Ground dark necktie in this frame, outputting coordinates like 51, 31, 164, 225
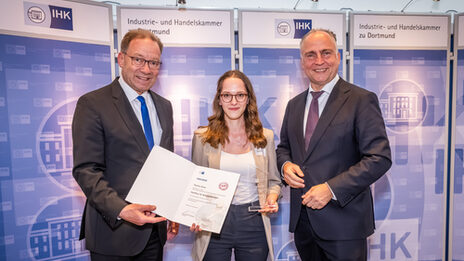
304, 91, 323, 151
137, 96, 154, 150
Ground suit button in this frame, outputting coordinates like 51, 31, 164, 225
302, 166, 306, 171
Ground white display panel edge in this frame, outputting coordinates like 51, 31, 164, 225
239, 10, 345, 48
351, 12, 450, 49
238, 9, 346, 78
117, 7, 234, 48
458, 14, 464, 48
1, 0, 113, 46
117, 6, 235, 70
449, 11, 464, 261
349, 11, 451, 261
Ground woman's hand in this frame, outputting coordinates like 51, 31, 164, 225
259, 193, 279, 214
167, 221, 179, 240
190, 223, 202, 233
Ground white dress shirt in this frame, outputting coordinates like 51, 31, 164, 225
118, 77, 163, 146
302, 74, 339, 135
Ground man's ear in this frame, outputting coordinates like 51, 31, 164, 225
117, 52, 124, 67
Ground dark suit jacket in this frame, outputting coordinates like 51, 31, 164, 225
276, 78, 391, 240
72, 77, 174, 255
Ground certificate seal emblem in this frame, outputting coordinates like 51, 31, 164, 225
218, 182, 228, 191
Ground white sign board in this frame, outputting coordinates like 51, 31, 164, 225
352, 13, 449, 48
119, 8, 232, 46
240, 11, 345, 48
459, 14, 464, 48
0, 0, 111, 43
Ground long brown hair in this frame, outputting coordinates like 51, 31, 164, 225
201, 70, 267, 149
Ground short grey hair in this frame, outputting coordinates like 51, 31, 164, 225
299, 28, 337, 49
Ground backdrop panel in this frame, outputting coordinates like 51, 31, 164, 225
239, 10, 346, 260
351, 12, 450, 261
0, 0, 113, 260
452, 12, 464, 261
118, 7, 234, 260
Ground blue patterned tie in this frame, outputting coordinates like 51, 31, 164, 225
137, 96, 154, 150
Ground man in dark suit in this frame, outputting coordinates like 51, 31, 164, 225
276, 29, 392, 260
72, 29, 178, 260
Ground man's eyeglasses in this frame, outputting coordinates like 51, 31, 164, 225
220, 93, 248, 103
123, 52, 162, 70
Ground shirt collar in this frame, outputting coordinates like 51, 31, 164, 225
118, 76, 149, 102
308, 74, 339, 95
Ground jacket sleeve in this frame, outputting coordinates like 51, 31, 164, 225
327, 91, 392, 207
72, 95, 127, 228
266, 130, 282, 196
191, 131, 208, 167
276, 102, 293, 185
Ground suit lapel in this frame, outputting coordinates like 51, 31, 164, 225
149, 91, 167, 147
111, 79, 150, 156
303, 79, 350, 162
293, 90, 309, 157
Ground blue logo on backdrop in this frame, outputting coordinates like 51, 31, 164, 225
24, 2, 73, 31
275, 19, 312, 39
293, 19, 312, 38
49, 5, 73, 30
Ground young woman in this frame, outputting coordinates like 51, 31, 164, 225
190, 70, 281, 261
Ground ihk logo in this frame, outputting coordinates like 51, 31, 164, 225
277, 21, 291, 36
24, 2, 73, 31
275, 19, 312, 39
27, 6, 46, 24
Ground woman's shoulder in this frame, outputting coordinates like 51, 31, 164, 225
194, 127, 208, 136
262, 128, 275, 140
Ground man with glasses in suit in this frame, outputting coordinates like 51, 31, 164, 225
72, 29, 178, 260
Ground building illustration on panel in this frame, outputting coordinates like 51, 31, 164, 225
29, 215, 86, 260
38, 114, 73, 177
380, 92, 420, 124
37, 99, 77, 190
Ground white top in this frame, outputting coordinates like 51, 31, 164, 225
220, 150, 259, 205
118, 77, 163, 146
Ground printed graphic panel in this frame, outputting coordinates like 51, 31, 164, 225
242, 48, 344, 141
240, 11, 344, 48
241, 47, 344, 260
453, 49, 464, 261
353, 49, 447, 261
151, 46, 233, 260
0, 34, 112, 260
1, 0, 111, 43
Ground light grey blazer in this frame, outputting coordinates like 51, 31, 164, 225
190, 127, 282, 261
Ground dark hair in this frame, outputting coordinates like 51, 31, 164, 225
120, 29, 163, 54
201, 70, 267, 149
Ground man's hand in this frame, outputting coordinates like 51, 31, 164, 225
282, 162, 305, 189
301, 183, 332, 209
167, 221, 179, 240
119, 203, 166, 226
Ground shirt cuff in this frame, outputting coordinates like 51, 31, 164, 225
325, 182, 337, 200
281, 161, 291, 178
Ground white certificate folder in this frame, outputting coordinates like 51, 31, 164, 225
126, 146, 240, 233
